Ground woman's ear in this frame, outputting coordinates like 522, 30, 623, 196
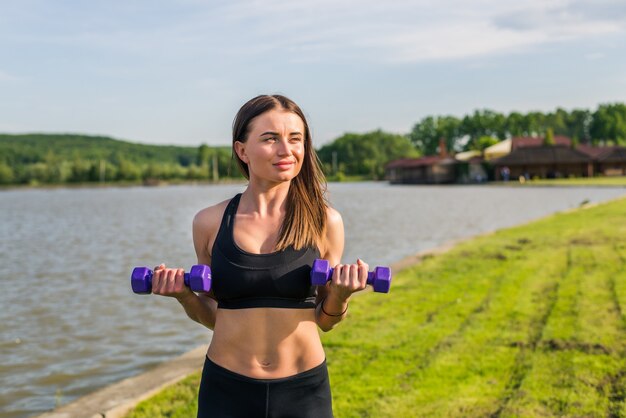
233, 141, 249, 164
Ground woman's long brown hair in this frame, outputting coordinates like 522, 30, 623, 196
232, 94, 328, 251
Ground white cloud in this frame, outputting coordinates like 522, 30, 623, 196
5, 0, 624, 65
206, 0, 626, 63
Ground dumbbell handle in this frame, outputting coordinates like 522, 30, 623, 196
311, 259, 391, 293
131, 265, 211, 294
325, 268, 378, 285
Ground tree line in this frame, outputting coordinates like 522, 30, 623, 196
0, 134, 240, 185
317, 130, 419, 180
1, 103, 624, 185
409, 103, 626, 156
317, 103, 626, 179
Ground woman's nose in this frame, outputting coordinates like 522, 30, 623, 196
276, 138, 292, 155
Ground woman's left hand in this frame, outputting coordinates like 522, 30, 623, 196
327, 259, 369, 302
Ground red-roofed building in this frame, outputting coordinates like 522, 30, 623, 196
577, 145, 626, 176
386, 136, 626, 184
385, 139, 457, 184
511, 136, 572, 149
491, 146, 592, 180
484, 136, 573, 161
385, 156, 456, 184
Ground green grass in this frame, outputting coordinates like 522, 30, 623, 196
125, 372, 201, 418
124, 196, 626, 417
326, 173, 373, 182
523, 176, 626, 187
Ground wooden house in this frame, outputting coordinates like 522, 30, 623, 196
491, 146, 592, 180
577, 145, 626, 176
455, 151, 489, 183
385, 156, 457, 184
484, 136, 572, 161
512, 136, 572, 149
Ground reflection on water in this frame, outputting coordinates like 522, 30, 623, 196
1, 182, 624, 417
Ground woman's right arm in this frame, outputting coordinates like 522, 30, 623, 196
154, 206, 221, 330
176, 207, 220, 330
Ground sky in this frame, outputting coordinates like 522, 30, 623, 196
1, 0, 625, 148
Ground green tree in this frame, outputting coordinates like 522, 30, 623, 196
409, 116, 461, 155
69, 158, 92, 183
117, 159, 142, 181
546, 108, 568, 136
590, 103, 626, 145
409, 116, 438, 155
0, 162, 15, 184
522, 112, 546, 137
567, 109, 592, 144
187, 164, 209, 180
471, 136, 499, 151
197, 144, 210, 166
459, 110, 506, 150
438, 116, 462, 152
505, 112, 525, 137
543, 128, 555, 146
25, 163, 48, 184
318, 130, 418, 179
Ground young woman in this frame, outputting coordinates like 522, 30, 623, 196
151, 94, 369, 417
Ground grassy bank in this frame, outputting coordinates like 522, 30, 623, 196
125, 196, 626, 417
503, 176, 626, 187
531, 176, 626, 186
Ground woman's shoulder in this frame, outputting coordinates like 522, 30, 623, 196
325, 205, 343, 231
318, 205, 344, 258
193, 197, 233, 234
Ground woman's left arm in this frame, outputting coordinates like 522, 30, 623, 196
315, 207, 369, 332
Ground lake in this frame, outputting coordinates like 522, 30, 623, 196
1, 182, 624, 417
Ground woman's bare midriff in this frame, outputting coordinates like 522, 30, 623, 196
207, 307, 325, 379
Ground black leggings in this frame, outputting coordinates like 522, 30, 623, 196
197, 356, 334, 418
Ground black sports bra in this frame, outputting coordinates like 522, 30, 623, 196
211, 194, 319, 309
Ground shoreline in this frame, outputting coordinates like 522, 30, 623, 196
0, 179, 249, 192
34, 240, 465, 418
35, 346, 210, 418
3, 176, 626, 193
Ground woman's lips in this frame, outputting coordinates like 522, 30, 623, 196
274, 161, 294, 170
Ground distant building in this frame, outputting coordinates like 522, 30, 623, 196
577, 145, 626, 176
512, 136, 572, 149
385, 156, 456, 184
455, 151, 488, 183
387, 136, 626, 185
491, 146, 591, 180
484, 136, 573, 161
385, 138, 456, 184
484, 138, 511, 161
454, 150, 481, 161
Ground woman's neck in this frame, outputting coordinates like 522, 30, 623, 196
240, 180, 291, 217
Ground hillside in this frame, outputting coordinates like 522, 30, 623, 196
0, 133, 204, 166
0, 133, 236, 184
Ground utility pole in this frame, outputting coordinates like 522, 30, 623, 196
332, 151, 338, 174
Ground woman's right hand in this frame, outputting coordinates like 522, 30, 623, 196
327, 259, 369, 302
151, 264, 194, 301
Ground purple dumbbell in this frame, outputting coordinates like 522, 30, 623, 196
130, 265, 212, 294
310, 259, 391, 293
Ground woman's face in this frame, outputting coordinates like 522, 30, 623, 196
235, 109, 305, 183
